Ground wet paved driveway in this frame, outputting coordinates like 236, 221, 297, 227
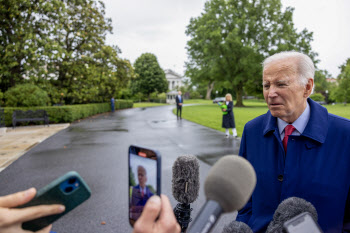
0, 105, 240, 233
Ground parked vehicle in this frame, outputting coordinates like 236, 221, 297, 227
315, 101, 327, 105
213, 97, 226, 103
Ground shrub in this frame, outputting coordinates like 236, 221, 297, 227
2, 100, 133, 127
310, 93, 325, 102
39, 83, 65, 105
149, 92, 166, 103
132, 92, 147, 102
4, 84, 50, 107
190, 91, 201, 99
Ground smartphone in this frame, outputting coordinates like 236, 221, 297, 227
128, 145, 161, 227
18, 171, 91, 231
283, 212, 323, 233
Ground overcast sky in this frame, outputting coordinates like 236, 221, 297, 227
103, 0, 350, 78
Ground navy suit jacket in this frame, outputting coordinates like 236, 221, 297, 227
237, 98, 350, 233
130, 184, 154, 220
176, 95, 183, 106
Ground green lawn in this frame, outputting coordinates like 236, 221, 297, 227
176, 100, 350, 137
325, 104, 350, 119
133, 100, 350, 137
184, 99, 213, 104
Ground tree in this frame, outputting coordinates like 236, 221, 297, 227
186, 0, 317, 106
309, 93, 325, 102
131, 53, 168, 101
332, 58, 350, 104
0, 0, 48, 91
185, 57, 216, 100
314, 69, 331, 94
0, 0, 134, 104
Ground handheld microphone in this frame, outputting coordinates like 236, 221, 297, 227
222, 221, 253, 233
187, 155, 256, 233
172, 155, 200, 232
266, 197, 318, 233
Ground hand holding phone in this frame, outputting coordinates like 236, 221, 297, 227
17, 171, 91, 231
132, 195, 180, 233
0, 188, 64, 233
129, 145, 161, 227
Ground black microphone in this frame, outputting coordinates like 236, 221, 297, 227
172, 155, 200, 232
222, 221, 253, 233
187, 155, 256, 233
266, 197, 318, 233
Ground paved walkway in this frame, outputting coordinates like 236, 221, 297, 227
0, 124, 70, 172
0, 106, 240, 233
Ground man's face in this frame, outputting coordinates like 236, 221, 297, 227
178, 91, 182, 95
137, 168, 147, 188
263, 58, 313, 123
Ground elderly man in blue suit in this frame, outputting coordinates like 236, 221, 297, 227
130, 165, 154, 221
236, 51, 350, 232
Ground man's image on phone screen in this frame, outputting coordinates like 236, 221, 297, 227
129, 152, 157, 221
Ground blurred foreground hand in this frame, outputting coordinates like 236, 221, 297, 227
0, 188, 65, 233
133, 195, 180, 233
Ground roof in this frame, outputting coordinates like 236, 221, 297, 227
164, 69, 183, 79
167, 90, 179, 95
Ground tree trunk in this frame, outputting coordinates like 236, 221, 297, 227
235, 83, 245, 107
205, 81, 214, 100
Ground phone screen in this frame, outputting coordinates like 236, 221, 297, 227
128, 145, 160, 226
284, 212, 322, 233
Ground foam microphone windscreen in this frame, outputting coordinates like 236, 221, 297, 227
222, 221, 253, 233
204, 155, 256, 213
172, 155, 200, 204
266, 197, 318, 233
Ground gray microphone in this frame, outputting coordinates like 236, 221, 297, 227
266, 197, 318, 233
222, 221, 253, 233
187, 155, 257, 233
172, 155, 200, 232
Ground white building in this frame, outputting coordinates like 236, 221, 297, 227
164, 69, 183, 104
165, 69, 183, 91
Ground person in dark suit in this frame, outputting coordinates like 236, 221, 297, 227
110, 97, 115, 112
175, 91, 183, 120
130, 166, 154, 221
222, 93, 237, 138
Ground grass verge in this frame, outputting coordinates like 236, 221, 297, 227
175, 100, 350, 137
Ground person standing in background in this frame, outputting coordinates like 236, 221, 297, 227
175, 91, 183, 120
110, 97, 115, 112
222, 93, 237, 138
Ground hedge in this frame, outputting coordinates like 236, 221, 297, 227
1, 99, 133, 127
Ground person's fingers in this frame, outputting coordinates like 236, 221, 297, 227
158, 195, 176, 221
36, 224, 52, 233
134, 195, 161, 230
158, 195, 181, 233
0, 188, 36, 208
6, 204, 65, 224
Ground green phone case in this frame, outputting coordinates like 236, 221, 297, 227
18, 171, 91, 231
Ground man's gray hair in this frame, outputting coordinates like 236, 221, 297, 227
263, 51, 315, 86
137, 165, 147, 174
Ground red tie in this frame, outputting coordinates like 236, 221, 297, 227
141, 189, 144, 198
283, 125, 296, 153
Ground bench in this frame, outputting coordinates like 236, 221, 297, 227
0, 108, 5, 127
12, 110, 49, 128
